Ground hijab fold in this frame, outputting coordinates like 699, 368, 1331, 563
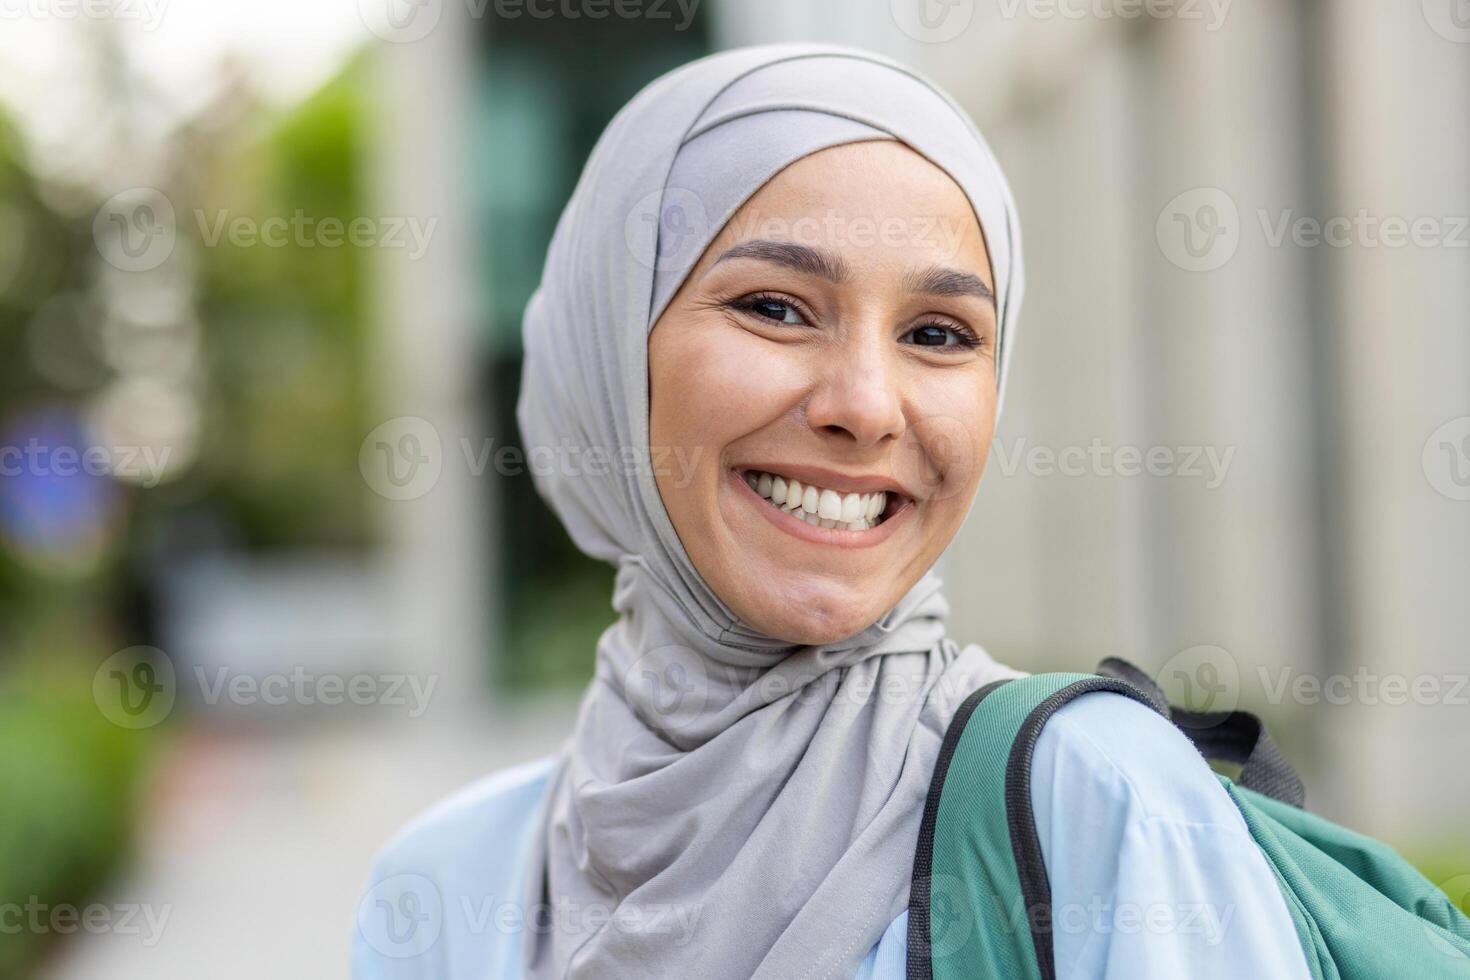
516, 43, 1025, 980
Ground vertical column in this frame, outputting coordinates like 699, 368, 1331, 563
1320, 0, 1470, 839
364, 6, 494, 719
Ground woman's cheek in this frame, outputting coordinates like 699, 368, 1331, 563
909, 371, 995, 505
673, 324, 810, 439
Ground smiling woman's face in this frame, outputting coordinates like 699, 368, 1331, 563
649, 139, 998, 645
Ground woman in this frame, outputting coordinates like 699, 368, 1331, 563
353, 43, 1310, 979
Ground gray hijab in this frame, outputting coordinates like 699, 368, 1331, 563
516, 42, 1025, 980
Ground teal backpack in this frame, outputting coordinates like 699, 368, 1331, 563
907, 660, 1470, 979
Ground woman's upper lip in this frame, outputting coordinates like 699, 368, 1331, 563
734, 463, 916, 500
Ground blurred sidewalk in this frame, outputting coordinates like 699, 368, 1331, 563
39, 701, 576, 980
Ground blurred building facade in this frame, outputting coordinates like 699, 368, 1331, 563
2, 4, 1466, 978
714, 0, 1470, 845
432, 0, 1470, 843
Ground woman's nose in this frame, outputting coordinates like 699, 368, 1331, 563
803, 340, 906, 449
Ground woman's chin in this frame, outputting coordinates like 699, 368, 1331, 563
734, 578, 892, 647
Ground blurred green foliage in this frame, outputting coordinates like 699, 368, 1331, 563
0, 48, 377, 977
0, 655, 154, 980
500, 560, 614, 690
190, 58, 374, 550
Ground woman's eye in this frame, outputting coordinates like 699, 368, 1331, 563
745, 298, 804, 326
905, 323, 980, 349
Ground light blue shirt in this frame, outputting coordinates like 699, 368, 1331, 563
352, 692, 1311, 979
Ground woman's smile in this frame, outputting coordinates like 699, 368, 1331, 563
726, 465, 914, 548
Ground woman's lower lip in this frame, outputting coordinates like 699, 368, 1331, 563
726, 468, 911, 548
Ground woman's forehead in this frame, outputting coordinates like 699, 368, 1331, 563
701, 141, 993, 289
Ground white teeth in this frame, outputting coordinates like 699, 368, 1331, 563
785, 479, 803, 509
742, 469, 895, 531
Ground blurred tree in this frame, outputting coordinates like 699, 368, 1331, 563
0, 44, 379, 978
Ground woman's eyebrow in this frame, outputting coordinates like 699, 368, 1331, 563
903, 265, 996, 306
709, 238, 995, 306
711, 239, 851, 282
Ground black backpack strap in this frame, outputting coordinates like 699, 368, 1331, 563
1094, 656, 1171, 716
1172, 707, 1306, 807
1098, 657, 1307, 808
